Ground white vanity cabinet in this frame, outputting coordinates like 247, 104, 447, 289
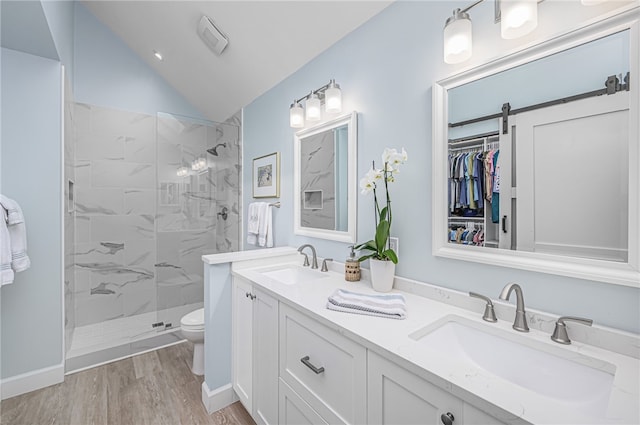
279, 303, 367, 424
231, 276, 279, 425
368, 351, 508, 425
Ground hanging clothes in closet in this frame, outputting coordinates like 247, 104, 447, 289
448, 148, 499, 218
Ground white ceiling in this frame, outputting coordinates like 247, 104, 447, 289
82, 1, 393, 122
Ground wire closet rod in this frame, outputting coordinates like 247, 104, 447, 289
448, 72, 630, 128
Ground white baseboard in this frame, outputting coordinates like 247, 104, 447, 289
1, 363, 64, 400
201, 381, 239, 414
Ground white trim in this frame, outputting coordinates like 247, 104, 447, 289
432, 9, 640, 288
1, 363, 64, 400
60, 64, 66, 378
240, 108, 245, 251
201, 381, 239, 414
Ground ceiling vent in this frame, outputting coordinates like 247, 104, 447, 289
198, 15, 228, 56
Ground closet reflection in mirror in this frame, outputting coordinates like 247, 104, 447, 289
294, 112, 357, 243
446, 30, 631, 263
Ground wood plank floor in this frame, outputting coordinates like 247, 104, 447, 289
0, 342, 255, 425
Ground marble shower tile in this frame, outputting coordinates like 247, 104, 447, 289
125, 137, 155, 163
75, 292, 124, 327
123, 163, 155, 188
181, 280, 204, 306
75, 241, 125, 266
123, 239, 156, 270
90, 105, 155, 140
74, 161, 92, 187
76, 188, 124, 215
93, 160, 126, 187
91, 215, 154, 241
122, 279, 157, 317
124, 189, 156, 215
74, 103, 91, 134
76, 132, 125, 161
75, 214, 92, 243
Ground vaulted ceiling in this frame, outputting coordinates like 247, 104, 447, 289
83, 1, 393, 122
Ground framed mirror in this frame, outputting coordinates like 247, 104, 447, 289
432, 11, 639, 287
294, 112, 357, 243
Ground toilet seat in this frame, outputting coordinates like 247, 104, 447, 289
181, 308, 205, 331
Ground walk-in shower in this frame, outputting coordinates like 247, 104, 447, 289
64, 104, 241, 372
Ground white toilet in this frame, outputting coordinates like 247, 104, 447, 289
180, 308, 205, 376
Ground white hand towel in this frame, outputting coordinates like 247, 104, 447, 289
247, 202, 262, 245
1, 207, 15, 286
326, 289, 407, 320
257, 202, 271, 247
0, 195, 30, 274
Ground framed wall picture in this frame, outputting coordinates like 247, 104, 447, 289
253, 152, 280, 198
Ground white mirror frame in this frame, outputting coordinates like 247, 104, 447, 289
294, 111, 358, 243
432, 10, 640, 287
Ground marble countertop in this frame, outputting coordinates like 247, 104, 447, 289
231, 259, 640, 425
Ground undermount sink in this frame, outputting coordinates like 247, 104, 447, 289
260, 265, 330, 285
410, 316, 615, 415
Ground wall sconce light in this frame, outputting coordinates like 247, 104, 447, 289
500, 0, 538, 39
444, 8, 473, 64
305, 91, 322, 121
443, 0, 544, 65
177, 166, 189, 177
191, 157, 207, 173
288, 79, 342, 128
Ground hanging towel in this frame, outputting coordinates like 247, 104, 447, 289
0, 195, 30, 284
247, 202, 274, 247
326, 289, 407, 320
247, 202, 262, 245
257, 202, 273, 248
1, 207, 15, 285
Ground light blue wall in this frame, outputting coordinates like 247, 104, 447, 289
40, 0, 75, 84
1, 48, 63, 378
73, 3, 204, 119
243, 1, 640, 333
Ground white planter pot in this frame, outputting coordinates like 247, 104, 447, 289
369, 259, 396, 293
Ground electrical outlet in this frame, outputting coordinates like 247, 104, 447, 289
389, 237, 399, 257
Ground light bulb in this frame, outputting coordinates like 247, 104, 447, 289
501, 0, 538, 40
325, 80, 342, 113
177, 166, 189, 177
290, 100, 305, 128
444, 9, 472, 64
306, 92, 321, 121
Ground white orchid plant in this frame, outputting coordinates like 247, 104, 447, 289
355, 147, 408, 264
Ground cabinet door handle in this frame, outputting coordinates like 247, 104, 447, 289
300, 356, 325, 374
502, 215, 507, 233
440, 412, 455, 425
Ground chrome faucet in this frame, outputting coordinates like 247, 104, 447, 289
551, 316, 593, 345
499, 283, 529, 332
297, 244, 318, 269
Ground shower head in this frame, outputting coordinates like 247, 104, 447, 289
207, 143, 227, 156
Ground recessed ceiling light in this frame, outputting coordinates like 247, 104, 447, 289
153, 50, 163, 61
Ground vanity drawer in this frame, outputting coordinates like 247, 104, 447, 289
279, 304, 366, 424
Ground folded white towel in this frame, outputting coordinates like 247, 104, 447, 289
1, 206, 15, 286
0, 195, 31, 275
326, 289, 407, 320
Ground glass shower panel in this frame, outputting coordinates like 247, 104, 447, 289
155, 112, 240, 331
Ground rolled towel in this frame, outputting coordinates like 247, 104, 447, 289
326, 289, 407, 320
